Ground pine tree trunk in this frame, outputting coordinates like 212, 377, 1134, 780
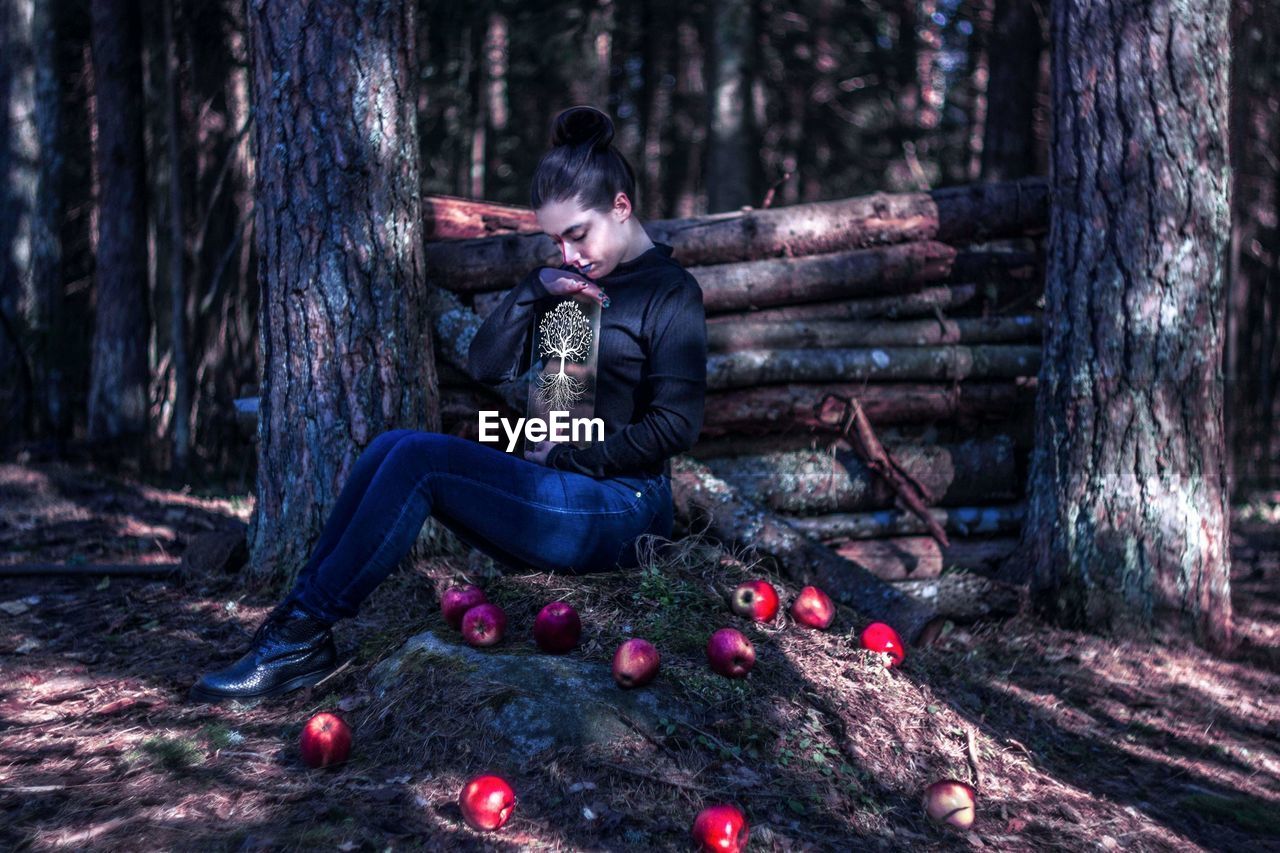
0, 0, 21, 447
246, 0, 434, 586
1020, 0, 1232, 651
30, 0, 71, 445
981, 0, 1042, 181
87, 0, 151, 451
162, 0, 190, 473
706, 0, 755, 212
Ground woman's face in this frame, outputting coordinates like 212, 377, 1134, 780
535, 193, 631, 279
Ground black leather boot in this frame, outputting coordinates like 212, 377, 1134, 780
189, 600, 338, 703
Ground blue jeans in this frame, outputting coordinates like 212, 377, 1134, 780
283, 429, 674, 624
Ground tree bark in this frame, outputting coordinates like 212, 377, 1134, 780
701, 438, 1019, 514
29, 0, 72, 446
0, 0, 18, 447
705, 0, 757, 212
981, 0, 1043, 181
422, 177, 1049, 291
1019, 0, 1232, 651
162, 0, 190, 473
247, 0, 434, 586
670, 454, 944, 645
87, 0, 151, 450
706, 344, 1041, 390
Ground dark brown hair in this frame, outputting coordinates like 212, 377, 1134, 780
531, 106, 638, 213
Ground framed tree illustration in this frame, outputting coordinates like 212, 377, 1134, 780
522, 292, 602, 455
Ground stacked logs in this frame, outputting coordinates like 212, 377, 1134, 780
426, 179, 1049, 632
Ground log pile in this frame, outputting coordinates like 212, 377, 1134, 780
428, 179, 1045, 629
430, 178, 1050, 631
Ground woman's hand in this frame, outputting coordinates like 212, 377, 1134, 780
524, 439, 556, 465
539, 268, 610, 309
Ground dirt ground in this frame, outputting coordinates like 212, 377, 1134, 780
1, 460, 1277, 852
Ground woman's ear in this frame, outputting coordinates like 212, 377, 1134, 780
612, 191, 633, 222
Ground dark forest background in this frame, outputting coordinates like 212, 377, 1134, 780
0, 0, 1276, 493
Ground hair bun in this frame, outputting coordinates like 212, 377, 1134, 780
550, 106, 614, 151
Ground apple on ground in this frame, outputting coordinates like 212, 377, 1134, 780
459, 774, 517, 831
441, 584, 487, 629
612, 638, 660, 688
729, 579, 779, 622
859, 621, 906, 667
533, 601, 582, 653
462, 602, 507, 647
299, 711, 352, 769
790, 585, 835, 629
706, 628, 755, 678
691, 803, 749, 852
923, 779, 976, 829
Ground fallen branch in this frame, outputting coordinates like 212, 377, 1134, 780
670, 455, 943, 646
835, 396, 949, 546
890, 573, 1020, 621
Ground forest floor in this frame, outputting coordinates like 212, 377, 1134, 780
0, 459, 1277, 852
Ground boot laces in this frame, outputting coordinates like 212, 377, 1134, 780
250, 600, 304, 646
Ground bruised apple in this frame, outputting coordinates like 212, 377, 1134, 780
706, 628, 755, 678
613, 638, 660, 688
442, 584, 487, 629
459, 773, 517, 831
790, 585, 835, 629
729, 580, 779, 622
691, 803, 749, 852
923, 778, 976, 829
299, 711, 352, 769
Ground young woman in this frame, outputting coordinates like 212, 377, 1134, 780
190, 105, 708, 703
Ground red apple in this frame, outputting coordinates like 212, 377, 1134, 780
613, 638, 661, 688
442, 584, 487, 630
461, 602, 507, 647
533, 601, 582, 654
299, 711, 352, 769
706, 628, 755, 678
790, 585, 835, 629
729, 579, 779, 622
691, 803, 749, 852
459, 773, 517, 831
923, 779, 976, 829
859, 621, 906, 667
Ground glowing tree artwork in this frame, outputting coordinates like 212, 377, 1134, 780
535, 299, 593, 412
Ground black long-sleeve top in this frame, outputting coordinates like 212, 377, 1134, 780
467, 241, 706, 480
